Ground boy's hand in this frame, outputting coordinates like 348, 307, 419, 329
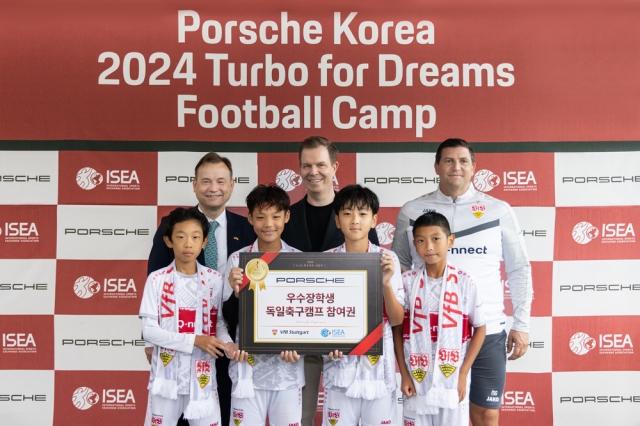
400, 373, 416, 398
381, 253, 395, 286
457, 375, 467, 402
280, 351, 300, 363
145, 347, 153, 364
194, 335, 228, 358
228, 267, 244, 297
327, 350, 344, 360
226, 342, 249, 362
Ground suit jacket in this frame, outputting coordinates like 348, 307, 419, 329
147, 209, 256, 276
281, 194, 380, 252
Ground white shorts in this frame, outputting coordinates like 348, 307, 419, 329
323, 388, 397, 426
230, 387, 302, 426
402, 403, 468, 426
147, 391, 221, 426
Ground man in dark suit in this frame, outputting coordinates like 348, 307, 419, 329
213, 139, 380, 426
281, 136, 379, 426
146, 152, 255, 426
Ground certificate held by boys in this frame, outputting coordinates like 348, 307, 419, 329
238, 252, 384, 355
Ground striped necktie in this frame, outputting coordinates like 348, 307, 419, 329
205, 220, 219, 271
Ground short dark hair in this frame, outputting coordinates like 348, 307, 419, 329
246, 184, 290, 215
435, 138, 475, 164
412, 212, 452, 236
164, 207, 210, 241
333, 184, 380, 215
194, 152, 234, 179
299, 136, 339, 165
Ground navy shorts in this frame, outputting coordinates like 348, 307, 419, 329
469, 330, 507, 409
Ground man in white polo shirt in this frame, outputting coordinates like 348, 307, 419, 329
392, 138, 533, 426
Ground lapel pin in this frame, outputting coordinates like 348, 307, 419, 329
233, 236, 239, 240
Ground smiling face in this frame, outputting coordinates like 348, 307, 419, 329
335, 204, 377, 245
193, 161, 234, 217
300, 146, 339, 200
163, 219, 208, 273
434, 147, 476, 197
413, 225, 455, 274
248, 204, 290, 247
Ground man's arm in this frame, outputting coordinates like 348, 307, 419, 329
500, 205, 533, 359
147, 218, 171, 276
221, 253, 240, 342
391, 205, 413, 271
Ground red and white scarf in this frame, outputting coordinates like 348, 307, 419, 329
402, 263, 469, 415
149, 261, 217, 420
324, 243, 397, 399
231, 240, 302, 398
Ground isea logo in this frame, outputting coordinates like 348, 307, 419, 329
502, 391, 535, 412
473, 169, 537, 192
275, 169, 302, 192
71, 386, 136, 410
570, 332, 633, 355
375, 222, 395, 245
76, 167, 140, 191
2, 333, 36, 354
0, 222, 39, 243
572, 221, 635, 244
74, 276, 137, 300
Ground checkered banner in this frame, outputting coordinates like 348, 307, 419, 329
1, 0, 639, 424
1, 149, 639, 425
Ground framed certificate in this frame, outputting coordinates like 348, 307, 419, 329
238, 252, 384, 355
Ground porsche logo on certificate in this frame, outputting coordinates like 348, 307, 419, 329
238, 252, 384, 356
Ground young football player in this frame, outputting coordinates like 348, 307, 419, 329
224, 184, 304, 426
393, 212, 486, 426
140, 207, 236, 425
323, 184, 405, 426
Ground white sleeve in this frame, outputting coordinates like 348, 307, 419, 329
142, 317, 195, 354
467, 276, 486, 328
139, 273, 159, 321
213, 275, 233, 344
222, 252, 240, 302
392, 204, 413, 271
500, 206, 533, 333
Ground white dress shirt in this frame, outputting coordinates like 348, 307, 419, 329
199, 207, 228, 276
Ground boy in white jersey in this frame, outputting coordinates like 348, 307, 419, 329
140, 207, 237, 426
393, 212, 486, 426
224, 184, 305, 426
323, 184, 405, 426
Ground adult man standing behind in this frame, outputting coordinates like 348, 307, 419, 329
392, 139, 533, 426
281, 136, 380, 426
147, 152, 255, 426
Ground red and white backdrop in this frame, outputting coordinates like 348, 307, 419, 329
0, 1, 638, 425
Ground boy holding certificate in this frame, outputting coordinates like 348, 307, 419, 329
139, 207, 235, 426
323, 184, 405, 426
225, 184, 304, 426
393, 212, 486, 426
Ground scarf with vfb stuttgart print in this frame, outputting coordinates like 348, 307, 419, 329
150, 261, 217, 420
402, 263, 473, 415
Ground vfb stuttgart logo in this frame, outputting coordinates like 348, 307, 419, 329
72, 387, 99, 410
276, 169, 302, 192
572, 221, 599, 244
472, 169, 500, 192
375, 222, 395, 245
569, 332, 597, 355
